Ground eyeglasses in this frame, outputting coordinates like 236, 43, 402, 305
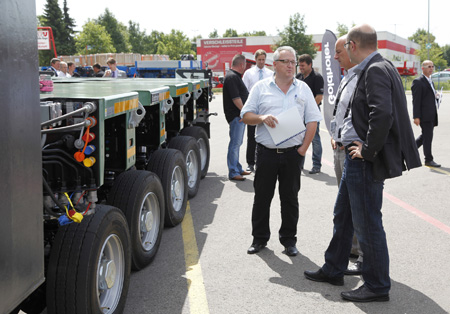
425, 65, 434, 68
276, 59, 297, 66
344, 40, 354, 48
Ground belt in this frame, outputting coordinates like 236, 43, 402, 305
257, 143, 300, 154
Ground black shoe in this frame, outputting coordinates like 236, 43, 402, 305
304, 268, 344, 286
284, 246, 298, 256
247, 243, 266, 254
246, 165, 255, 172
344, 261, 362, 275
309, 167, 320, 174
341, 285, 389, 302
425, 160, 441, 167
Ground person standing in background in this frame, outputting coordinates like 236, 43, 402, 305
296, 54, 324, 174
412, 60, 441, 167
242, 49, 274, 172
222, 54, 251, 181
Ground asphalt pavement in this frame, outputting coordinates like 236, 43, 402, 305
124, 92, 450, 314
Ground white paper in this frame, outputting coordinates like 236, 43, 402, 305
265, 106, 306, 146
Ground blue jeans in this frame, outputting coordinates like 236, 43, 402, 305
227, 117, 245, 178
322, 152, 391, 294
300, 121, 322, 170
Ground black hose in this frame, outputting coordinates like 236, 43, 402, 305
42, 175, 64, 217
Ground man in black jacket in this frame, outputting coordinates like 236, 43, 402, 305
304, 24, 421, 303
412, 60, 441, 167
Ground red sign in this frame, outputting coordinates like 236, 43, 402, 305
200, 38, 246, 72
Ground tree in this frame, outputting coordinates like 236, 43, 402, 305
275, 13, 316, 58
409, 29, 447, 69
443, 45, 450, 69
42, 0, 65, 53
223, 29, 238, 38
241, 31, 267, 37
75, 21, 116, 55
209, 29, 219, 38
97, 8, 130, 53
157, 30, 195, 60
60, 0, 76, 55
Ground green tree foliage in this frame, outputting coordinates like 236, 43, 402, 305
97, 8, 130, 53
409, 29, 447, 69
241, 31, 267, 37
223, 29, 239, 37
443, 45, 450, 69
128, 21, 155, 54
209, 29, 219, 38
157, 30, 195, 60
75, 21, 116, 54
60, 0, 76, 55
336, 23, 348, 38
42, 0, 65, 53
275, 13, 316, 58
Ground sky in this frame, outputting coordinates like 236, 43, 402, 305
35, 0, 449, 47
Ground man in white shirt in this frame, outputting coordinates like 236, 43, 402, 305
103, 58, 126, 78
242, 50, 273, 172
59, 61, 69, 77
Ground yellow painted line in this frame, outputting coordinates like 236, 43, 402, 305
424, 164, 450, 175
181, 202, 209, 314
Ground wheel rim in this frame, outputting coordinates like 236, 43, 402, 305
139, 192, 160, 251
171, 165, 185, 212
185, 150, 199, 189
97, 234, 125, 314
197, 138, 207, 170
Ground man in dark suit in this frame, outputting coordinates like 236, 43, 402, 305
304, 24, 421, 302
412, 60, 441, 167
93, 63, 105, 77
49, 58, 60, 77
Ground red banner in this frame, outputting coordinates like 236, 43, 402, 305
200, 38, 246, 72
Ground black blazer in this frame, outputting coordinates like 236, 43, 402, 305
412, 75, 438, 126
350, 53, 421, 180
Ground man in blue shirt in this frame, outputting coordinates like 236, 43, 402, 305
241, 46, 322, 256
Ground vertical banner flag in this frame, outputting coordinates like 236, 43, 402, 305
321, 30, 342, 135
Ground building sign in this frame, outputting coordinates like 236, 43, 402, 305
200, 38, 246, 72
38, 30, 50, 50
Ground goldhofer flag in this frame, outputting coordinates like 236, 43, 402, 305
321, 30, 342, 135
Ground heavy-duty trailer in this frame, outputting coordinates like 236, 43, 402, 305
5, 73, 215, 314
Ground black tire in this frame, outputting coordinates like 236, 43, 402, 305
108, 170, 165, 270
46, 205, 131, 314
181, 126, 210, 179
168, 135, 201, 198
147, 149, 188, 227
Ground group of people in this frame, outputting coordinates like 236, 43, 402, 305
223, 23, 441, 303
48, 57, 125, 78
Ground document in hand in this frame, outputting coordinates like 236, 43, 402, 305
265, 106, 306, 146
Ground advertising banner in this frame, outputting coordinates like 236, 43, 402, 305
321, 30, 341, 135
200, 38, 246, 72
38, 30, 50, 50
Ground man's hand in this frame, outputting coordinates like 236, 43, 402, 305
348, 141, 363, 159
331, 138, 337, 150
414, 118, 420, 126
261, 114, 278, 128
297, 145, 307, 156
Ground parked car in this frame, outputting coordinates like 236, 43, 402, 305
431, 71, 450, 83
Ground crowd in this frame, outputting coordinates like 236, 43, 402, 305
222, 23, 441, 303
47, 57, 125, 78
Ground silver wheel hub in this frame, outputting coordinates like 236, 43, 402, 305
99, 258, 116, 290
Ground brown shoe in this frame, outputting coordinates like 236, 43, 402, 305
241, 170, 252, 175
230, 175, 246, 181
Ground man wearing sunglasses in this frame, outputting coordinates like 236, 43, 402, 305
304, 24, 421, 302
412, 60, 441, 167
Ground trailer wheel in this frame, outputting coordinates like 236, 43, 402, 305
108, 170, 165, 270
181, 126, 210, 179
46, 205, 131, 314
147, 148, 188, 227
168, 135, 201, 198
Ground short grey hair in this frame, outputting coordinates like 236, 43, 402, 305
273, 46, 296, 62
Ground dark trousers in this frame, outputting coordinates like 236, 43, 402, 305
246, 125, 257, 166
251, 145, 304, 247
416, 121, 435, 162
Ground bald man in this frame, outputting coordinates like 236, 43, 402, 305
304, 24, 421, 302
